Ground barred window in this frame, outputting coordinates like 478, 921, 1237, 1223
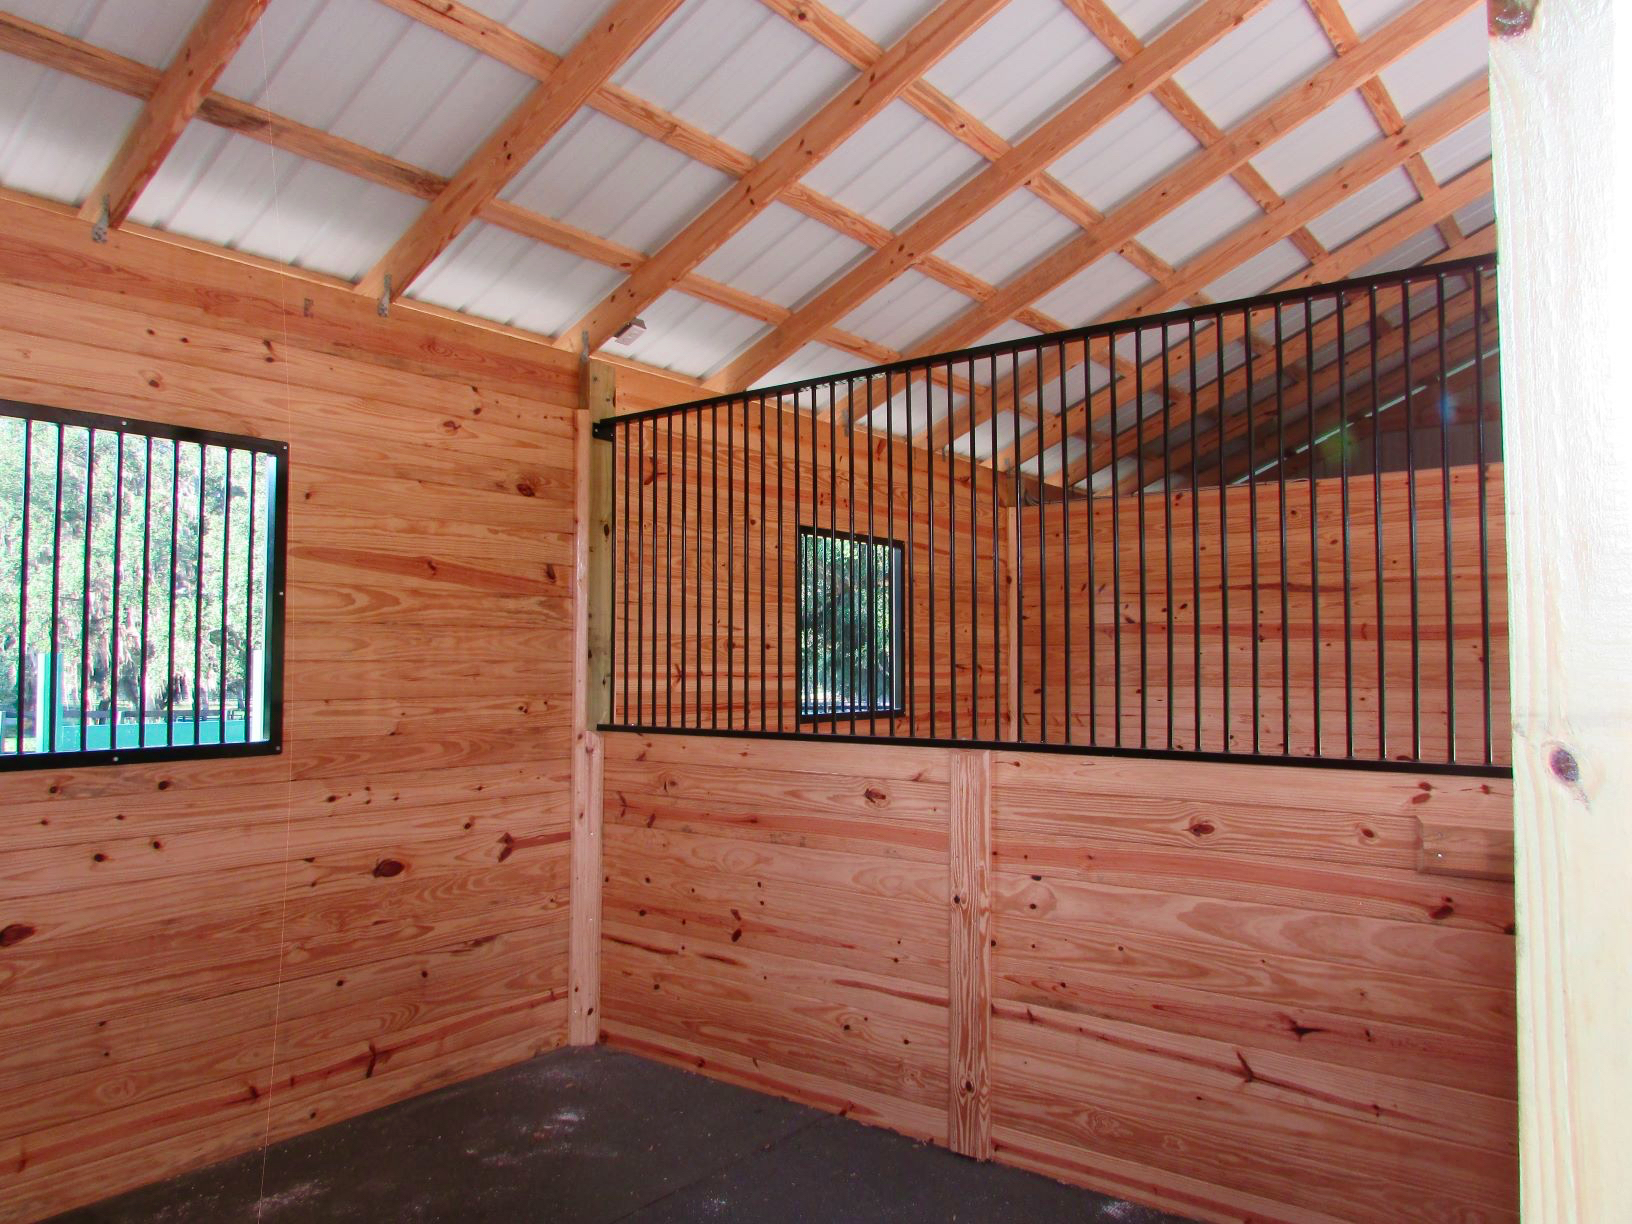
1, 400, 287, 769
797, 527, 903, 720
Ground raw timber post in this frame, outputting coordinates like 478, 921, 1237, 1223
570, 355, 615, 1045
1489, 0, 1632, 1216
948, 748, 993, 1158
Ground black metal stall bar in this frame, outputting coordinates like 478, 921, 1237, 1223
594, 255, 1506, 776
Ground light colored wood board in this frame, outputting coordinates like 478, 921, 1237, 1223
1490, 1, 1632, 1217
602, 732, 950, 785
992, 1015, 1515, 1222
947, 748, 992, 1160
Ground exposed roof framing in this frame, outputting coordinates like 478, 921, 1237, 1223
78, 0, 268, 232
0, 0, 1496, 456
356, 0, 687, 305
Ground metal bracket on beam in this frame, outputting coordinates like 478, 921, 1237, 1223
377, 274, 391, 318
90, 196, 110, 244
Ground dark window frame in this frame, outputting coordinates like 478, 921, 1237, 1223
795, 524, 905, 723
0, 398, 289, 772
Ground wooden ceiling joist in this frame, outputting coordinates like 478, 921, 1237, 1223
77, 0, 269, 233
356, 0, 686, 306
567, 0, 1009, 354
914, 0, 1477, 365
705, 0, 1275, 394
1065, 166, 1494, 487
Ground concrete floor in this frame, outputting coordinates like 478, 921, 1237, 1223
54, 1047, 1192, 1223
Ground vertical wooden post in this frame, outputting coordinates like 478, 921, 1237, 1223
1489, 1, 1632, 1217
948, 747, 992, 1158
569, 356, 615, 1046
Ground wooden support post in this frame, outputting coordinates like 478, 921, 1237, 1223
948, 748, 992, 1159
569, 356, 615, 1046
1489, 1, 1632, 1217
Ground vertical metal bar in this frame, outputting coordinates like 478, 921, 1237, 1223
13, 416, 32, 755
1437, 272, 1455, 764
886, 371, 896, 728
139, 436, 152, 749
1403, 280, 1421, 761
1010, 353, 1022, 741
1246, 313, 1261, 754
827, 381, 837, 736
1035, 350, 1046, 744
1338, 294, 1354, 759
82, 428, 96, 744
761, 394, 768, 732
971, 357, 982, 739
1474, 270, 1492, 764
166, 440, 180, 746
794, 388, 803, 722
1135, 330, 1147, 748
218, 447, 230, 744
637, 423, 647, 724
48, 424, 64, 754
926, 370, 936, 738
1109, 339, 1122, 747
989, 356, 1000, 739
110, 431, 125, 748
680, 407, 688, 727
1161, 327, 1173, 750
1216, 314, 1229, 752
1083, 344, 1097, 746
621, 424, 630, 722
192, 441, 204, 743
707, 403, 715, 729
948, 366, 958, 741
664, 414, 673, 728
1305, 299, 1319, 759
777, 393, 786, 731
243, 450, 256, 742
866, 376, 877, 735
1371, 287, 1386, 759
1274, 307, 1289, 756
1189, 319, 1201, 753
1058, 343, 1070, 744
729, 397, 737, 732
848, 376, 858, 734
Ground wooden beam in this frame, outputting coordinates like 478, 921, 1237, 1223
917, 0, 1478, 364
1490, 0, 1631, 1216
356, 0, 684, 305
569, 0, 1007, 353
948, 748, 992, 1160
77, 0, 269, 231
1046, 160, 1494, 485
705, 0, 1274, 393
570, 358, 616, 1045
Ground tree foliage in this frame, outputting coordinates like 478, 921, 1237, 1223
798, 532, 900, 716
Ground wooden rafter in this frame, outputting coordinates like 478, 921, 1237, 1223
1063, 163, 1494, 487
914, 0, 1477, 366
567, 0, 1009, 354
705, 0, 1275, 394
356, 0, 685, 305
1304, 0, 1464, 248
936, 4, 1485, 468
77, 0, 269, 231
1060, 0, 1331, 266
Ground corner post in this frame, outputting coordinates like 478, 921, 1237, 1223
949, 747, 993, 1159
569, 356, 615, 1045
1490, 0, 1632, 1215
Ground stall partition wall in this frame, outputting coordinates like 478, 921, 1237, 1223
610, 407, 1007, 740
600, 732, 1517, 1223
1015, 466, 1509, 762
0, 197, 582, 1221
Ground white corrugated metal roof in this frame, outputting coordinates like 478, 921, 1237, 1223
0, 0, 1494, 440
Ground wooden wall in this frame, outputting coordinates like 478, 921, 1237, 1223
611, 408, 1006, 740
0, 195, 582, 1219
600, 731, 1517, 1223
1015, 464, 1509, 765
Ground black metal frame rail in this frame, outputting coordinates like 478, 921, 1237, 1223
1, 399, 289, 771
595, 255, 1506, 777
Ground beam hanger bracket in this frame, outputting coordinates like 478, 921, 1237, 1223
90, 196, 110, 244
377, 274, 391, 318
